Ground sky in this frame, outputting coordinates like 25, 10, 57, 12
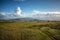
0, 0, 60, 21
0, 0, 60, 13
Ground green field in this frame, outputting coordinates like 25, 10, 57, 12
0, 21, 60, 40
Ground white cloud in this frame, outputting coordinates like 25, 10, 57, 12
15, 7, 22, 16
32, 10, 40, 13
30, 10, 60, 21
13, 0, 25, 2
32, 10, 60, 14
18, 10, 60, 21
0, 7, 60, 21
0, 7, 22, 20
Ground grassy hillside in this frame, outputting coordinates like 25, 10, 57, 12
0, 21, 60, 40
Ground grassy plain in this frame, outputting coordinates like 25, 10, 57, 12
0, 21, 60, 40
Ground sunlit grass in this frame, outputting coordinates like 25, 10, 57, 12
0, 21, 60, 40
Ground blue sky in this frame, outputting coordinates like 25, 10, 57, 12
0, 0, 60, 21
0, 0, 60, 13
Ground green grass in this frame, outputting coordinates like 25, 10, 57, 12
0, 21, 60, 40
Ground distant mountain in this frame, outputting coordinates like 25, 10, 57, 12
0, 17, 40, 22
0, 17, 60, 22
9, 17, 39, 22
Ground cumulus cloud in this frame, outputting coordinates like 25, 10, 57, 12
15, 7, 22, 16
0, 7, 22, 20
0, 7, 60, 21
32, 10, 60, 14
20, 10, 60, 21
0, 12, 10, 20
31, 10, 60, 21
